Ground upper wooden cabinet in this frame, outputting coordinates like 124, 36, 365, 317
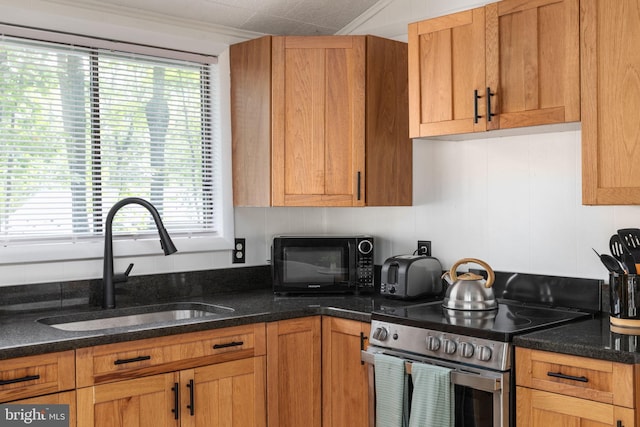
581, 0, 640, 205
231, 35, 411, 207
409, 0, 580, 138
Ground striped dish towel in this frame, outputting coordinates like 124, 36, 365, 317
408, 363, 454, 427
374, 353, 409, 427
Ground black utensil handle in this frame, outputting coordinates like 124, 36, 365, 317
473, 90, 482, 124
547, 371, 588, 383
114, 355, 151, 365
486, 87, 495, 122
172, 383, 179, 420
0, 374, 40, 386
213, 341, 244, 349
186, 379, 195, 416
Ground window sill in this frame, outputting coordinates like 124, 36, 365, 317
0, 235, 234, 265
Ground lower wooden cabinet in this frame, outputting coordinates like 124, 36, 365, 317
266, 316, 322, 427
75, 324, 267, 427
322, 317, 370, 427
516, 347, 638, 427
265, 316, 371, 427
0, 350, 76, 427
517, 386, 635, 427
9, 390, 77, 427
77, 357, 266, 427
0, 350, 75, 403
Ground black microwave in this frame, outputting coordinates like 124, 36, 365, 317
271, 235, 375, 294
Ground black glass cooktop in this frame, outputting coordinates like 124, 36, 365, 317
372, 300, 593, 342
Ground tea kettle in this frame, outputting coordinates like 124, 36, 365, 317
442, 258, 497, 311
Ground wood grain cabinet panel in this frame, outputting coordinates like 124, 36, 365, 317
516, 348, 638, 427
409, 0, 579, 138
76, 324, 265, 387
10, 390, 77, 427
581, 0, 640, 204
231, 35, 411, 207
321, 317, 370, 427
266, 316, 322, 427
0, 350, 75, 403
77, 325, 267, 427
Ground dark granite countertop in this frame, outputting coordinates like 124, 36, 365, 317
0, 288, 414, 361
514, 315, 640, 364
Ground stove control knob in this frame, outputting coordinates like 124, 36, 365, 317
459, 342, 475, 358
476, 345, 492, 361
372, 327, 389, 341
443, 339, 457, 355
426, 336, 441, 352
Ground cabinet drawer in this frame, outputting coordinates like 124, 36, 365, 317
516, 348, 636, 408
0, 351, 75, 403
77, 323, 266, 387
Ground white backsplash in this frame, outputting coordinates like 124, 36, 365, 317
235, 127, 640, 282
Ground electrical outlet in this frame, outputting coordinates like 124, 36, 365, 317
417, 240, 431, 256
233, 238, 246, 263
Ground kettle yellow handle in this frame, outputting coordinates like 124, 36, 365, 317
449, 258, 495, 288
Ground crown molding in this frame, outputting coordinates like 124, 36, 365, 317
335, 0, 394, 35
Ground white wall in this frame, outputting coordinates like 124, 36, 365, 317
1, 0, 638, 286
237, 124, 640, 282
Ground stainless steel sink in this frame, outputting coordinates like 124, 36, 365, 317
38, 302, 234, 332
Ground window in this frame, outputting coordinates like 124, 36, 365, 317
0, 33, 231, 263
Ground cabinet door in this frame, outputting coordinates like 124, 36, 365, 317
517, 386, 635, 427
582, 0, 640, 204
230, 36, 272, 207
321, 317, 371, 427
77, 373, 180, 427
10, 390, 76, 427
486, 0, 580, 130
272, 37, 365, 207
266, 316, 321, 427
408, 8, 486, 137
181, 357, 266, 427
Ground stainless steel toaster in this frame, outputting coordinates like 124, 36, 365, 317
380, 255, 443, 299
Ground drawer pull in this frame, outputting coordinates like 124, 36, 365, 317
547, 371, 588, 383
0, 374, 40, 386
114, 355, 151, 365
213, 341, 244, 350
473, 89, 482, 124
171, 383, 179, 420
186, 379, 195, 416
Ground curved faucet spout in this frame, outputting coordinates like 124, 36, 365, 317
103, 197, 178, 309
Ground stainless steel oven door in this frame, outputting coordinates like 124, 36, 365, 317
362, 348, 509, 427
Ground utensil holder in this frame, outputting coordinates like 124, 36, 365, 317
609, 272, 640, 332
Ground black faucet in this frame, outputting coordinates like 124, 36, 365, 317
103, 197, 178, 309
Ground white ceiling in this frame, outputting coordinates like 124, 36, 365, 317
62, 0, 383, 36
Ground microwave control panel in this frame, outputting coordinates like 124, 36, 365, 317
356, 237, 374, 289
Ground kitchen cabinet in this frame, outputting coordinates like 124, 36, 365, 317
408, 0, 579, 138
581, 0, 640, 205
321, 317, 370, 427
10, 391, 77, 427
0, 351, 76, 426
516, 347, 637, 427
266, 316, 372, 427
76, 324, 266, 427
266, 316, 321, 427
231, 35, 411, 207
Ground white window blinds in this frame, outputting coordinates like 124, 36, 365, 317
0, 36, 220, 246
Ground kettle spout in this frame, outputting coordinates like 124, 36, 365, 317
441, 271, 453, 286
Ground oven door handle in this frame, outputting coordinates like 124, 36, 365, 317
451, 371, 501, 392
361, 350, 502, 393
